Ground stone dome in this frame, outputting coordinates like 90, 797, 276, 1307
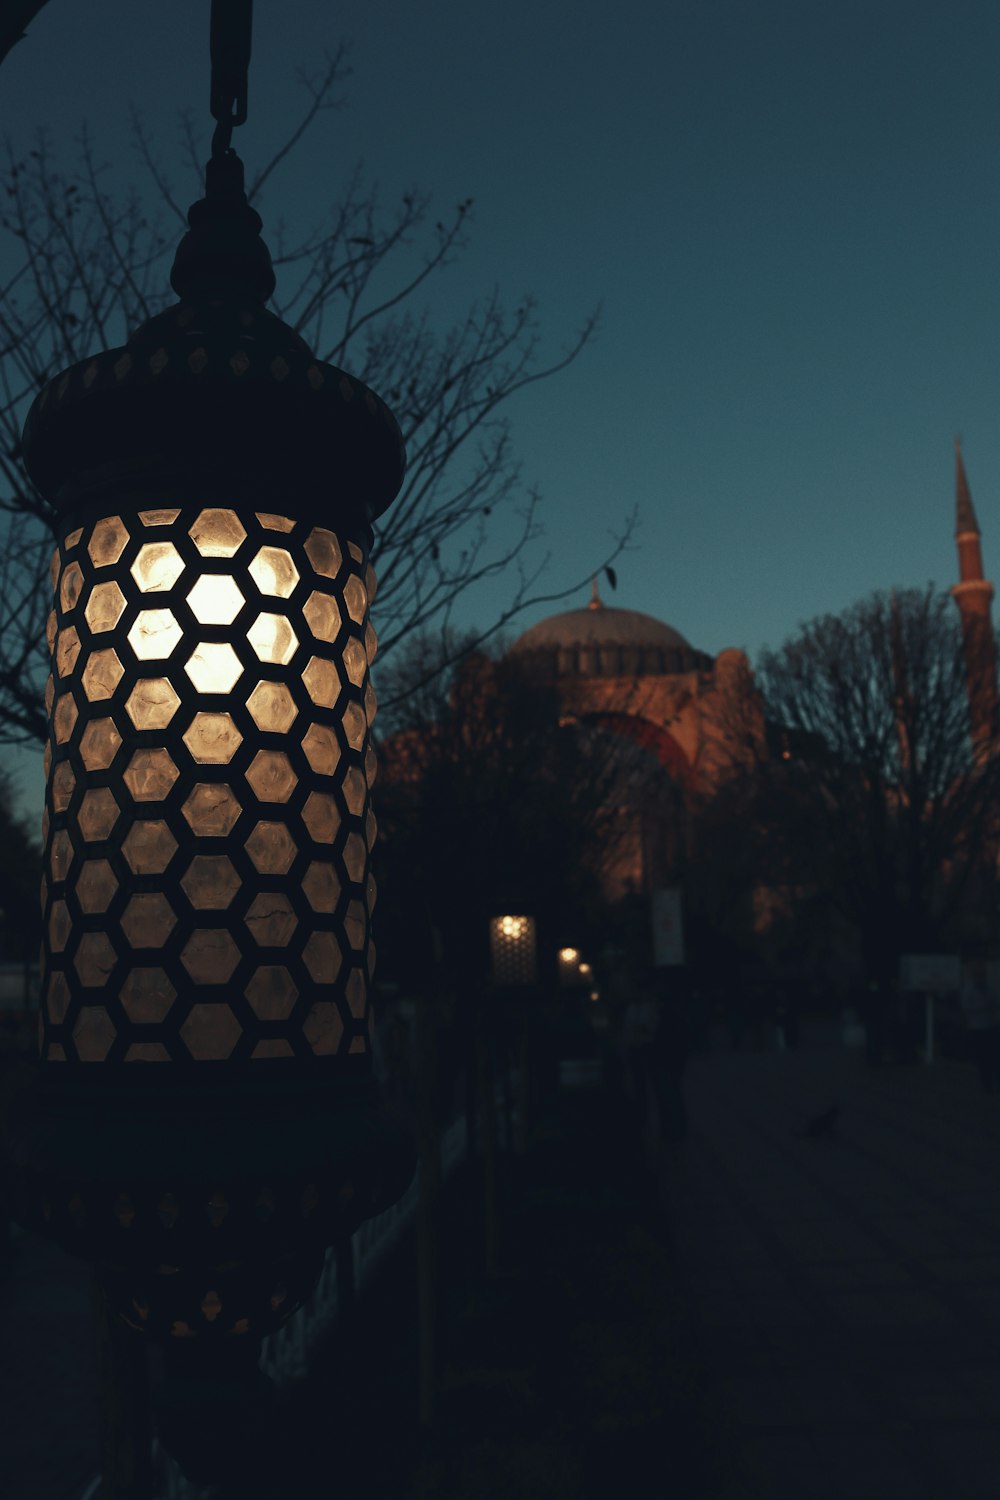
510, 586, 712, 679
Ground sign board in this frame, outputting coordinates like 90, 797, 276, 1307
899, 954, 961, 994
651, 887, 684, 967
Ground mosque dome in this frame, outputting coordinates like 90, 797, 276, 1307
510, 582, 713, 678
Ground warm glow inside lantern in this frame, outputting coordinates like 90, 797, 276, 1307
42, 505, 379, 1068
489, 914, 538, 988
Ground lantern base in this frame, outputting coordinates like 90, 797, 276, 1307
6, 1066, 414, 1337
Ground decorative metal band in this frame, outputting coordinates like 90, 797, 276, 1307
40, 507, 379, 1065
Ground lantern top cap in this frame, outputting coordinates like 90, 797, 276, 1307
170, 149, 276, 306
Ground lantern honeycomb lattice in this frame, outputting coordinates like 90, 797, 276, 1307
489, 915, 538, 988
40, 508, 380, 1065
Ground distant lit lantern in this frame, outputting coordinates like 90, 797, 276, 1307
8, 5, 411, 1392
489, 914, 538, 988
558, 946, 582, 985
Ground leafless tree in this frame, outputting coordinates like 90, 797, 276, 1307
0, 46, 632, 747
746, 587, 1000, 978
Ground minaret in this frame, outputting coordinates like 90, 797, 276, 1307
951, 440, 998, 757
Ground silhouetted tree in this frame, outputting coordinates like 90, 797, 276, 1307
0, 46, 631, 745
746, 587, 1000, 981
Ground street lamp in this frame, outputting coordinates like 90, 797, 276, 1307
7, 2, 412, 1482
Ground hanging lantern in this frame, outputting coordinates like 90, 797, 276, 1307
488, 914, 538, 988
7, 15, 412, 1359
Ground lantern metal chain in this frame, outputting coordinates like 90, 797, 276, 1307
209, 0, 253, 160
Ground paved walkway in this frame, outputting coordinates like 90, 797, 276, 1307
663, 1028, 1000, 1498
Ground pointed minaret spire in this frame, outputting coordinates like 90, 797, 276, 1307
955, 437, 984, 572
588, 575, 604, 610
951, 441, 998, 759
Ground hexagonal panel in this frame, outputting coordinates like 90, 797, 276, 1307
49, 828, 73, 882
74, 931, 117, 987
342, 574, 367, 625
342, 638, 367, 688
256, 512, 295, 533
252, 1040, 294, 1059
344, 901, 366, 951
78, 786, 120, 841
343, 766, 366, 818
55, 626, 81, 678
51, 760, 76, 812
244, 820, 296, 874
245, 966, 298, 1020
185, 642, 243, 694
301, 791, 339, 844
302, 861, 339, 913
189, 508, 246, 558
126, 678, 181, 731
46, 969, 70, 1024
301, 724, 339, 777
53, 692, 79, 744
180, 930, 241, 985
76, 859, 118, 914
365, 742, 377, 787
179, 1002, 242, 1060
121, 820, 177, 875
182, 712, 243, 765
180, 854, 240, 910
247, 612, 297, 665
59, 560, 84, 615
128, 608, 182, 661
46, 609, 57, 655
246, 681, 297, 734
120, 966, 176, 1023
249, 545, 299, 598
182, 783, 242, 838
81, 648, 125, 702
245, 750, 296, 803
88, 516, 129, 569
85, 580, 127, 635
120, 892, 177, 949
187, 575, 244, 626
123, 747, 179, 802
80, 718, 122, 772
346, 969, 366, 1019
73, 1006, 116, 1061
301, 930, 343, 984
125, 1043, 171, 1063
44, 674, 54, 715
244, 893, 297, 947
138, 507, 180, 527
341, 701, 366, 752
365, 620, 378, 665
301, 656, 338, 708
131, 541, 184, 593
48, 899, 71, 952
303, 591, 341, 644
304, 528, 342, 579
303, 1001, 343, 1057
364, 681, 377, 726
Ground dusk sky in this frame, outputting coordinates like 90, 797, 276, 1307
4, 0, 1000, 819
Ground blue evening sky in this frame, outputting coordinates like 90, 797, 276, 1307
3, 0, 1000, 821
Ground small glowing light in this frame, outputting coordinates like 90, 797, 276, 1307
500, 915, 527, 940
579, 962, 592, 976
589, 989, 600, 1002
559, 947, 579, 964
